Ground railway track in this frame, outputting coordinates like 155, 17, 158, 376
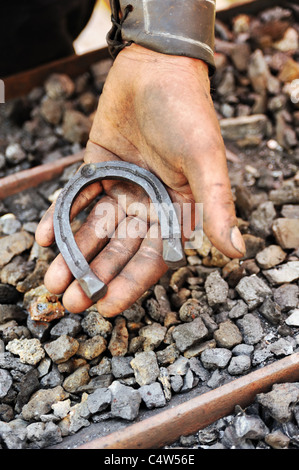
1, 0, 299, 450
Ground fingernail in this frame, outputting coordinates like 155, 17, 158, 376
230, 225, 246, 255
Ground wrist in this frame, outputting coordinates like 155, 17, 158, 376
107, 0, 216, 76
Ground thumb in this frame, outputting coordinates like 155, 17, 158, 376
183, 144, 245, 259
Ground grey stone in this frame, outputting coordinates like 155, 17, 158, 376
139, 322, 167, 351
219, 114, 269, 143
0, 422, 26, 449
200, 311, 218, 334
228, 299, 248, 319
62, 365, 90, 393
6, 338, 45, 365
44, 73, 75, 99
273, 284, 299, 311
158, 367, 172, 402
256, 383, 299, 423
0, 231, 34, 269
207, 369, 227, 389
0, 284, 21, 304
259, 297, 282, 325
81, 310, 112, 338
156, 344, 180, 366
200, 348, 232, 369
252, 345, 274, 366
122, 303, 145, 322
37, 358, 52, 378
5, 143, 26, 165
234, 413, 269, 440
86, 387, 111, 415
232, 344, 254, 356
76, 335, 107, 361
0, 369, 12, 398
269, 338, 294, 356
167, 356, 189, 376
249, 201, 276, 237
89, 356, 111, 376
183, 339, 217, 359
15, 369, 40, 413
130, 351, 160, 386
26, 421, 62, 448
77, 375, 113, 392
0, 352, 33, 373
265, 430, 290, 449
221, 424, 255, 449
170, 375, 183, 393
197, 424, 219, 445
179, 299, 201, 322
109, 381, 141, 421
236, 313, 264, 345
44, 335, 79, 364
172, 317, 208, 352
59, 401, 90, 436
0, 215, 22, 235
0, 257, 34, 286
286, 309, 299, 327
51, 399, 71, 419
256, 245, 287, 269
263, 261, 299, 284
21, 386, 69, 421
50, 315, 82, 339
26, 316, 52, 342
281, 204, 299, 218
188, 357, 210, 381
269, 185, 299, 205
272, 218, 299, 249
228, 355, 251, 375
181, 369, 199, 392
145, 298, 163, 322
111, 356, 134, 379
139, 382, 166, 409
179, 432, 198, 446
213, 320, 243, 349
205, 270, 229, 307
235, 275, 272, 309
40, 365, 64, 388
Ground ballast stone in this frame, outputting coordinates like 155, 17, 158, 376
172, 317, 208, 352
139, 382, 166, 409
109, 381, 141, 420
200, 348, 232, 369
235, 274, 272, 309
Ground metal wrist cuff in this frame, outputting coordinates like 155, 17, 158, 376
107, 0, 216, 75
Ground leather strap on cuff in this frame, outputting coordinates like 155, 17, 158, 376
107, 0, 216, 75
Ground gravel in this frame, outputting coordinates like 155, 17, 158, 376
0, 2, 299, 450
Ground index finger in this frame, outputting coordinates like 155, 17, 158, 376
35, 180, 102, 247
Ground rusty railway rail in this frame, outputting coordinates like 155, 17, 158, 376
78, 353, 299, 449
0, 152, 84, 200
1, 0, 298, 451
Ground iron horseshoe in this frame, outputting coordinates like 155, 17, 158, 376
53, 161, 186, 303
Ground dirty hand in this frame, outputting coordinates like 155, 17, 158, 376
35, 44, 245, 317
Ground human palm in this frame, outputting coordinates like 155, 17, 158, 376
36, 44, 245, 317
